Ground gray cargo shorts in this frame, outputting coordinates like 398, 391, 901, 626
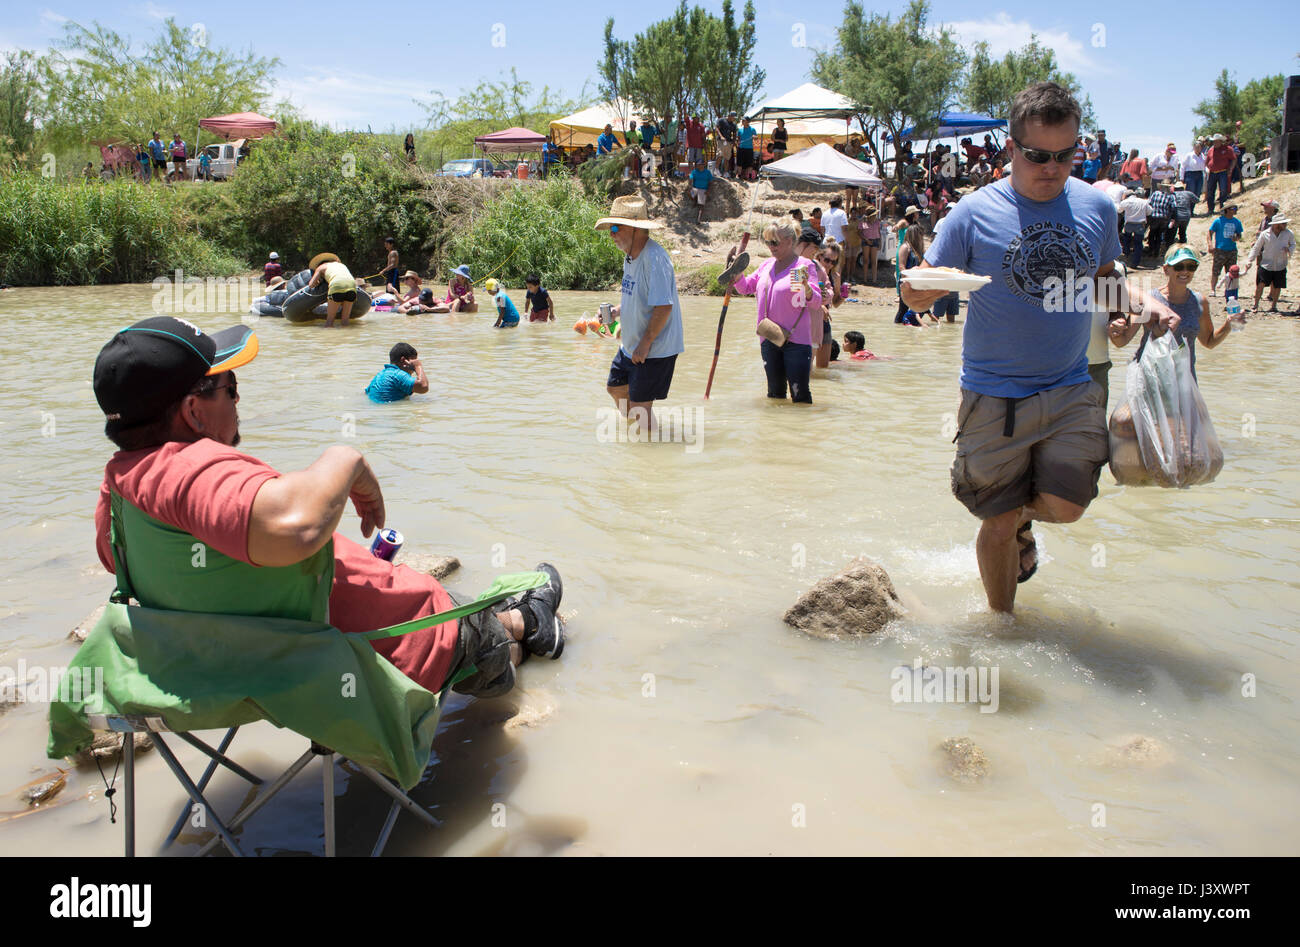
950, 380, 1109, 520
446, 592, 517, 699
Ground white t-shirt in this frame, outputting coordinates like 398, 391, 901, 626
1119, 196, 1150, 224
1180, 151, 1207, 174
821, 207, 849, 244
1151, 154, 1175, 181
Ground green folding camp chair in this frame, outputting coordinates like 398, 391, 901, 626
48, 492, 545, 857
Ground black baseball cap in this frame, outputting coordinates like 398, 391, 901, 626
93, 316, 259, 426
798, 227, 823, 247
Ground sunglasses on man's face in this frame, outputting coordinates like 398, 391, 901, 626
1012, 137, 1077, 165
192, 373, 237, 399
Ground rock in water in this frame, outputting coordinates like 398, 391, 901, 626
940, 737, 989, 783
73, 732, 153, 765
398, 554, 461, 580
783, 557, 904, 638
69, 604, 106, 643
1101, 734, 1173, 769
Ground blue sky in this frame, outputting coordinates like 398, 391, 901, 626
7, 1, 1297, 159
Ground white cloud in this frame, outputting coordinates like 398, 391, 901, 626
133, 3, 175, 21
40, 9, 68, 27
944, 12, 1103, 76
270, 69, 445, 130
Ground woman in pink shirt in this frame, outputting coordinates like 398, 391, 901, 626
727, 221, 824, 404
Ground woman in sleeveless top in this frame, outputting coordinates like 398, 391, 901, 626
1110, 246, 1239, 378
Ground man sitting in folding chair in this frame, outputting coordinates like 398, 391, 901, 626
60, 316, 567, 854
90, 317, 566, 693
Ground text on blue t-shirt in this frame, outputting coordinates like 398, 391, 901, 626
924, 176, 1122, 398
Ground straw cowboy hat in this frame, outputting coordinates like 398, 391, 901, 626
595, 195, 663, 230
401, 270, 421, 281
265, 275, 287, 290
309, 252, 339, 269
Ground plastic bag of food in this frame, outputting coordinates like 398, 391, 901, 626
1108, 331, 1223, 487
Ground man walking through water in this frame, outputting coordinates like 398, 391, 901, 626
902, 82, 1181, 613
595, 196, 684, 439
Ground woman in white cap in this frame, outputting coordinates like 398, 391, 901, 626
594, 195, 684, 437
445, 264, 477, 312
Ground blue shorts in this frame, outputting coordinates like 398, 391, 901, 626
606, 349, 677, 402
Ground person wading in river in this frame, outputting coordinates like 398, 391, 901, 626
902, 81, 1181, 613
595, 196, 685, 439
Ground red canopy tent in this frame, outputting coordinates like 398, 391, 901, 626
472, 127, 548, 153
198, 111, 278, 140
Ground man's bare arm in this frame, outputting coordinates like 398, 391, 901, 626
248, 446, 385, 567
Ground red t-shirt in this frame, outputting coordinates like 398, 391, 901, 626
686, 120, 705, 148
1205, 144, 1235, 173
94, 439, 458, 693
263, 261, 282, 282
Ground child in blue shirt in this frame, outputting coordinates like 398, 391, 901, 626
689, 160, 713, 223
486, 278, 520, 327
365, 342, 429, 403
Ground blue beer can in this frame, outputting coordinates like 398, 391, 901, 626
369, 528, 404, 561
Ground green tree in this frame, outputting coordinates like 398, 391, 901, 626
1193, 69, 1284, 157
39, 19, 278, 152
698, 0, 765, 120
0, 50, 42, 165
418, 68, 581, 162
811, 0, 967, 174
604, 1, 764, 126
963, 38, 1095, 130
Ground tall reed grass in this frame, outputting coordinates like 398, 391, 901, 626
0, 174, 246, 285
444, 175, 623, 291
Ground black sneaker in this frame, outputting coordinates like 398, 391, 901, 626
521, 563, 565, 659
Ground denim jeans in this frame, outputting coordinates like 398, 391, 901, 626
1182, 169, 1204, 200
1205, 170, 1230, 213
760, 339, 813, 403
1122, 222, 1146, 266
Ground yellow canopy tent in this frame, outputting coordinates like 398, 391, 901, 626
549, 100, 649, 149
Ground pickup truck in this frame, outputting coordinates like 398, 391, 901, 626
186, 139, 247, 180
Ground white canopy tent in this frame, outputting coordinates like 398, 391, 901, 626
549, 100, 648, 149
748, 82, 857, 122
761, 143, 881, 187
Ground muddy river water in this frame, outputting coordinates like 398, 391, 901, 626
1, 283, 1297, 855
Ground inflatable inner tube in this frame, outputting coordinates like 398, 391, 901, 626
283, 284, 372, 322
250, 288, 290, 317
284, 268, 313, 293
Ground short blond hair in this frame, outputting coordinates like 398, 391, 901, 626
762, 220, 798, 245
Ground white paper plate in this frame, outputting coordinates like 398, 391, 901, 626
901, 268, 992, 292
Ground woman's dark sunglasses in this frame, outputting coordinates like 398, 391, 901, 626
1012, 137, 1076, 165
1170, 263, 1198, 273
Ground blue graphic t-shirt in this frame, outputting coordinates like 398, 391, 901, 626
619, 239, 684, 359
925, 176, 1122, 398
1209, 215, 1243, 251
365, 364, 415, 403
